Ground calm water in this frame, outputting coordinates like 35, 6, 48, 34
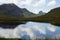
0, 21, 60, 39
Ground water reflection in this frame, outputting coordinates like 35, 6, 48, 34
0, 21, 60, 39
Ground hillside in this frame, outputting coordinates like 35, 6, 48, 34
0, 4, 23, 17
22, 8, 37, 18
0, 4, 37, 25
0, 3, 60, 26
25, 7, 60, 26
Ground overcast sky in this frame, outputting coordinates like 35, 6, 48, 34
0, 0, 60, 14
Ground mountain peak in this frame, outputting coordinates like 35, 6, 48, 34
0, 3, 16, 7
22, 8, 28, 11
38, 11, 45, 16
0, 3, 23, 17
39, 11, 44, 14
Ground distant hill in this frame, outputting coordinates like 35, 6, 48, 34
38, 11, 45, 16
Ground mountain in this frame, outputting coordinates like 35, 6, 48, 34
44, 7, 60, 26
39, 7, 60, 26
38, 11, 45, 16
0, 3, 37, 25
0, 3, 60, 26
25, 7, 60, 26
22, 8, 37, 18
0, 4, 23, 17
0, 3, 37, 17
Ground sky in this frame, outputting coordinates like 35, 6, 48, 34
0, 0, 60, 14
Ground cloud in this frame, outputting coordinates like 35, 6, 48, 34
32, 25, 46, 34
48, 0, 56, 6
0, 0, 13, 3
12, 0, 33, 7
32, 0, 46, 7
47, 25, 56, 32
0, 22, 58, 38
0, 0, 57, 13
32, 9, 40, 14
12, 0, 46, 8
25, 22, 46, 34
